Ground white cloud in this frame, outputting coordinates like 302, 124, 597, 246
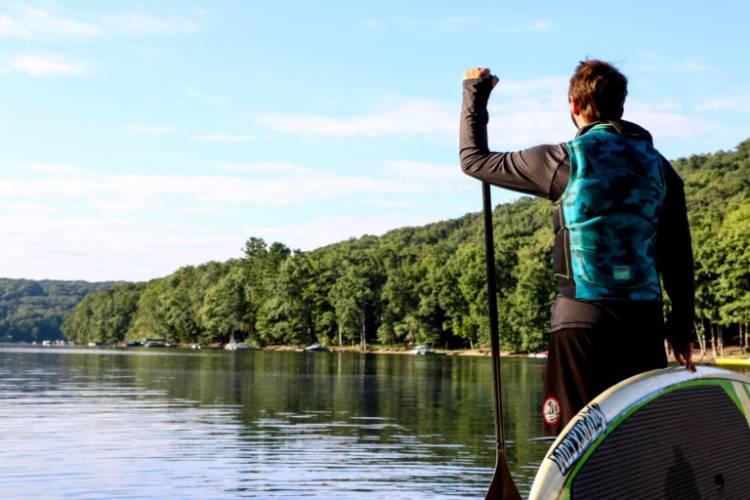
20, 162, 83, 174
244, 214, 438, 253
0, 212, 240, 281
634, 54, 718, 74
254, 78, 569, 145
208, 162, 315, 175
390, 16, 554, 33
183, 85, 229, 106
363, 18, 381, 30
170, 207, 238, 215
380, 160, 469, 188
1, 160, 470, 215
195, 133, 255, 143
433, 16, 472, 31
0, 4, 102, 38
626, 103, 726, 140
0, 3, 200, 40
110, 14, 199, 37
254, 75, 732, 150
9, 55, 86, 76
1, 159, 474, 231
362, 199, 417, 209
496, 76, 568, 97
128, 124, 175, 135
506, 20, 554, 33
0, 209, 442, 281
695, 97, 750, 113
671, 59, 716, 73
256, 98, 455, 138
0, 160, 471, 280
253, 80, 570, 147
487, 103, 571, 148
5, 202, 60, 215
483, 77, 574, 147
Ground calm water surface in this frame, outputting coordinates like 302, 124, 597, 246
0, 346, 550, 499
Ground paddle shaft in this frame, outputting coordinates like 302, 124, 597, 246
482, 182, 520, 500
482, 181, 506, 451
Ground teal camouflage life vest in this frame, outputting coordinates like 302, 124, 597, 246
555, 123, 666, 301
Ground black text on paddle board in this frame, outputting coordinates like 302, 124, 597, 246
549, 404, 607, 475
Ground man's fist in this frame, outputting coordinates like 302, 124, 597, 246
463, 67, 499, 87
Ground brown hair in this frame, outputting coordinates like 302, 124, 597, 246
568, 59, 628, 122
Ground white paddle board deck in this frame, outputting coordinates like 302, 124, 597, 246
529, 366, 750, 499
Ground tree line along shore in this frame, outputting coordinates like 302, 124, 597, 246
2, 140, 749, 355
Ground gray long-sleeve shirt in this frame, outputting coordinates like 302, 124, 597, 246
460, 76, 695, 343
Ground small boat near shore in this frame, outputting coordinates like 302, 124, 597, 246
528, 351, 549, 359
224, 332, 259, 351
142, 338, 167, 348
305, 343, 330, 352
411, 344, 435, 355
224, 342, 258, 351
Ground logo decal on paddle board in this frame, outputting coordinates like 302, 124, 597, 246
543, 396, 561, 426
549, 403, 607, 475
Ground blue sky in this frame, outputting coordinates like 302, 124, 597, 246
1, 1, 748, 281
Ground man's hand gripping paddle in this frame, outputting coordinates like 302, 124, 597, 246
463, 67, 500, 87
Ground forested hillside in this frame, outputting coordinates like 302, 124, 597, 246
0, 279, 116, 342
679, 140, 750, 353
53, 139, 750, 351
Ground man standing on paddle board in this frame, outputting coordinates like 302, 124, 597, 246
459, 60, 696, 435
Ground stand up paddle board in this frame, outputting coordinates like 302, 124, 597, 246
529, 366, 750, 499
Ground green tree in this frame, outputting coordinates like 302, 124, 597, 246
329, 250, 384, 349
199, 264, 253, 344
505, 232, 556, 352
256, 253, 315, 345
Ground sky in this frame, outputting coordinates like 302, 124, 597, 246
1, 1, 748, 282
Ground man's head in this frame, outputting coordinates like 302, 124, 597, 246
568, 59, 628, 128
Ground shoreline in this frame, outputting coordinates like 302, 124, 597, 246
232, 344, 740, 365
262, 344, 515, 357
5, 342, 745, 366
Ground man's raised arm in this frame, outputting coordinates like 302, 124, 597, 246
459, 67, 568, 200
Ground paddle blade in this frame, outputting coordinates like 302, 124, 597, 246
485, 451, 521, 500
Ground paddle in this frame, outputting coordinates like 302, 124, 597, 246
481, 181, 521, 500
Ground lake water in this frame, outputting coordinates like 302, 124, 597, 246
0, 346, 551, 499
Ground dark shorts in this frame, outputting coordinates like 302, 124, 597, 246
542, 326, 667, 436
